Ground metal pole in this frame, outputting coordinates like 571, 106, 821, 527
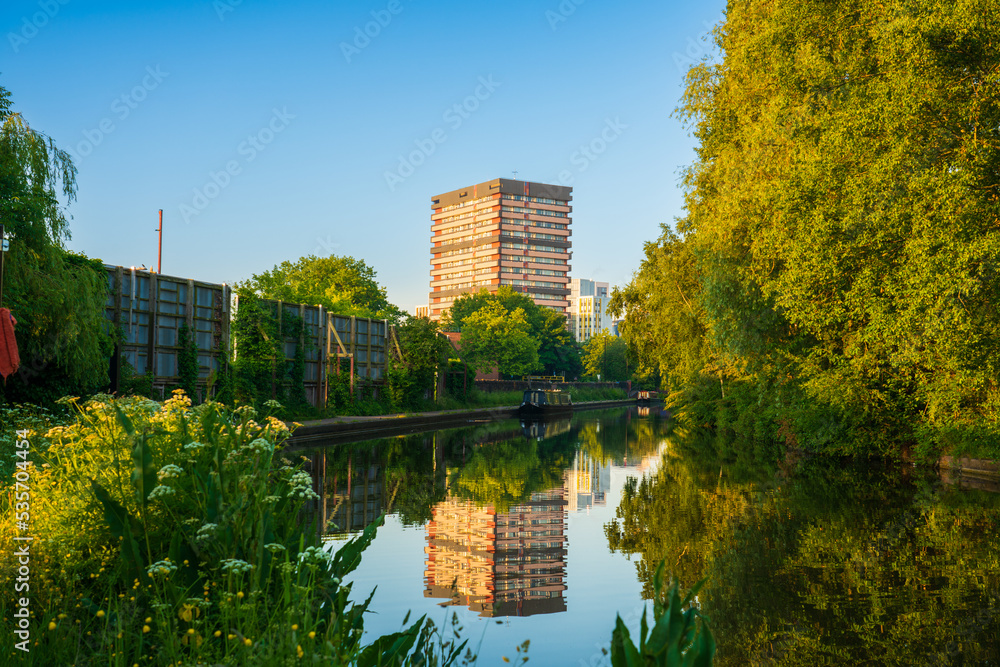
157, 209, 163, 274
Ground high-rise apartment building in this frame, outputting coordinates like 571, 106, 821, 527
429, 178, 572, 320
567, 278, 611, 343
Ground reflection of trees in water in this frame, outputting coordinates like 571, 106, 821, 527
576, 408, 668, 466
304, 408, 680, 529
605, 435, 1000, 665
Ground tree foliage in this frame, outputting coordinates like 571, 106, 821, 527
613, 1, 1000, 458
458, 301, 539, 377
0, 84, 113, 403
236, 254, 404, 323
582, 332, 631, 382
386, 315, 451, 408
445, 286, 581, 377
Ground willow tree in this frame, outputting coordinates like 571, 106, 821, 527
0, 84, 112, 403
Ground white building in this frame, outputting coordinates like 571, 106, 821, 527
568, 278, 612, 343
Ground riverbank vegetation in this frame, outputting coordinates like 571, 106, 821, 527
611, 0, 1000, 462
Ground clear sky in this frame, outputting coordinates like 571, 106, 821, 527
2, 0, 724, 313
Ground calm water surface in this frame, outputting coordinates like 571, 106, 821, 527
298, 408, 1000, 666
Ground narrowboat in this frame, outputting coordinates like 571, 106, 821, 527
517, 389, 573, 416
636, 390, 659, 404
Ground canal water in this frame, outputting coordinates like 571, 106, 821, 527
298, 407, 1000, 666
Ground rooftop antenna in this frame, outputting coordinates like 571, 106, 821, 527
156, 209, 163, 274
512, 169, 519, 180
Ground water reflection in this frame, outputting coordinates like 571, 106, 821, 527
606, 429, 1000, 665
425, 490, 568, 617
297, 410, 999, 664
300, 409, 667, 620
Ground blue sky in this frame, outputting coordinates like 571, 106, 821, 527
2, 0, 724, 312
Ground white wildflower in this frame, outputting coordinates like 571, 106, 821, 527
297, 546, 332, 567
147, 560, 178, 577
246, 438, 272, 455
147, 485, 176, 500
157, 464, 184, 482
220, 559, 254, 575
287, 470, 319, 500
196, 523, 218, 543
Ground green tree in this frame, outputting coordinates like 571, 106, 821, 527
236, 254, 404, 322
609, 228, 713, 393
617, 0, 1000, 457
582, 332, 629, 381
443, 286, 537, 333
458, 301, 539, 376
445, 286, 579, 376
536, 308, 583, 377
0, 84, 113, 404
386, 316, 451, 408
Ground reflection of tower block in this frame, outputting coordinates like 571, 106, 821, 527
424, 489, 568, 618
424, 499, 497, 612
565, 451, 612, 511
492, 489, 568, 617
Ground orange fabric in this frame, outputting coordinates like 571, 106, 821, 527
0, 308, 19, 381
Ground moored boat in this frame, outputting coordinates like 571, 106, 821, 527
517, 389, 572, 416
636, 389, 659, 403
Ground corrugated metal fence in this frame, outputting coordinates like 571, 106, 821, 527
105, 265, 388, 405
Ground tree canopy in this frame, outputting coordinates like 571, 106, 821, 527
236, 254, 404, 322
445, 286, 581, 377
0, 83, 112, 403
581, 331, 630, 381
458, 300, 539, 376
613, 0, 1000, 458
386, 315, 452, 408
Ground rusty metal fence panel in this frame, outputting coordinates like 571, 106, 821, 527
105, 266, 389, 408
105, 265, 231, 399
327, 315, 388, 380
